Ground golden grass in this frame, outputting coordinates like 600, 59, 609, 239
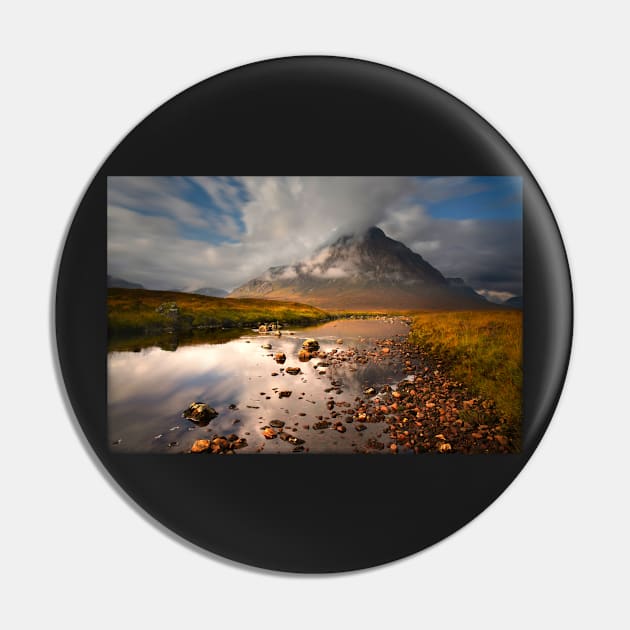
409, 310, 522, 435
108, 288, 330, 335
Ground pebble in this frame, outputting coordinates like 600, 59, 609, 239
191, 439, 211, 453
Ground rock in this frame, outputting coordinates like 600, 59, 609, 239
494, 435, 509, 447
258, 324, 268, 333
381, 347, 390, 354
191, 439, 211, 453
274, 352, 286, 363
288, 436, 305, 445
313, 420, 331, 430
285, 366, 301, 375
278, 390, 292, 398
261, 343, 272, 350
438, 442, 452, 453
355, 424, 367, 432
298, 349, 313, 362
292, 446, 305, 453
336, 425, 346, 433
232, 438, 248, 449
363, 387, 376, 396
326, 400, 335, 410
336, 338, 344, 344
226, 433, 239, 441
182, 402, 218, 424
270, 420, 285, 428
262, 427, 277, 439
367, 438, 384, 450
302, 338, 320, 351
389, 443, 398, 453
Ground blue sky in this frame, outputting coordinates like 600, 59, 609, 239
108, 176, 522, 300
419, 176, 521, 221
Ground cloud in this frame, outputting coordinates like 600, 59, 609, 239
475, 289, 517, 304
107, 176, 522, 295
379, 203, 522, 295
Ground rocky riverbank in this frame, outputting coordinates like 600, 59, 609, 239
172, 320, 517, 455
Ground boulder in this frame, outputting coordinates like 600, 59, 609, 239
302, 338, 320, 351
274, 352, 286, 363
298, 349, 313, 361
182, 402, 218, 423
191, 439, 211, 453
285, 366, 301, 375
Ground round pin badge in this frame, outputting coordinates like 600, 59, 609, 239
56, 56, 572, 573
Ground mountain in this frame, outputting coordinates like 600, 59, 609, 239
504, 295, 523, 308
107, 275, 144, 290
192, 287, 229, 298
230, 226, 490, 310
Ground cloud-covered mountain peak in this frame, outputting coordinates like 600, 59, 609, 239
230, 227, 487, 310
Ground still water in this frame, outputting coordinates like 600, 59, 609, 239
108, 318, 411, 454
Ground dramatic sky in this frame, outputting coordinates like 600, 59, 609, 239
108, 176, 522, 301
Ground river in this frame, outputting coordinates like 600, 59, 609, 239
108, 318, 414, 454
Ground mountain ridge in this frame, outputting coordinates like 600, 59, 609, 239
230, 226, 491, 310
107, 274, 144, 290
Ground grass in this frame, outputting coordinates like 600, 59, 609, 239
408, 310, 522, 436
108, 288, 330, 335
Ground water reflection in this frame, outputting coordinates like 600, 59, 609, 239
108, 327, 243, 353
108, 319, 410, 454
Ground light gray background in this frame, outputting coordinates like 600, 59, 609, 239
2, 2, 628, 628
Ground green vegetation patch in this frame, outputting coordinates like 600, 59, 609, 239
108, 288, 330, 335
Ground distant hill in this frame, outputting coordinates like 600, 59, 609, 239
230, 226, 491, 311
107, 275, 144, 289
504, 295, 523, 308
191, 287, 229, 298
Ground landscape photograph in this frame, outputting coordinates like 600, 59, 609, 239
108, 176, 523, 455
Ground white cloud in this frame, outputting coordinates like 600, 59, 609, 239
107, 176, 522, 295
475, 289, 517, 304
